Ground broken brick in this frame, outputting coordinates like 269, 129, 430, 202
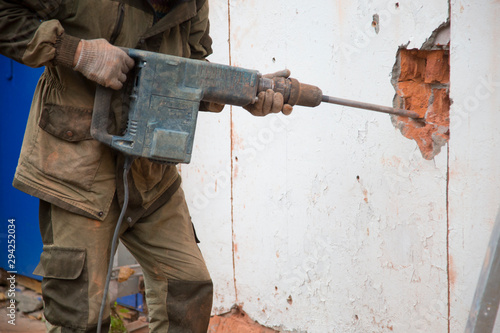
208, 306, 277, 333
392, 48, 450, 160
398, 49, 426, 82
397, 81, 432, 117
427, 88, 450, 127
117, 266, 135, 283
425, 51, 449, 84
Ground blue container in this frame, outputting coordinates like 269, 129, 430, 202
0, 56, 44, 279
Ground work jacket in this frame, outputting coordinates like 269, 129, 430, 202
0, 0, 213, 222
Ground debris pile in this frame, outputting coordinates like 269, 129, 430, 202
209, 305, 278, 333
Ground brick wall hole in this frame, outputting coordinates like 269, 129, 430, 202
392, 46, 450, 160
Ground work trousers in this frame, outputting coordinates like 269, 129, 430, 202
34, 187, 213, 333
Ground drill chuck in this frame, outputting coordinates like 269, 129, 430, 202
258, 76, 323, 107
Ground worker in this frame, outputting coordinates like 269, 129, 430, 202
0, 0, 292, 332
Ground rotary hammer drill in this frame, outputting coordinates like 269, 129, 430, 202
91, 48, 419, 164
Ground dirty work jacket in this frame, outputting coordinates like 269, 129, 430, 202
0, 0, 213, 222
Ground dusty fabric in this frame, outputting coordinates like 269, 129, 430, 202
35, 187, 212, 332
0, 0, 215, 331
0, 0, 212, 221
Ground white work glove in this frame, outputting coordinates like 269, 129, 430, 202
243, 69, 294, 116
73, 39, 134, 90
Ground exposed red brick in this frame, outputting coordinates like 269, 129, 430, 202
427, 88, 450, 127
399, 49, 426, 82
393, 49, 450, 160
208, 306, 277, 333
397, 81, 432, 118
425, 51, 449, 84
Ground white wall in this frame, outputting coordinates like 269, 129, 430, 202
180, 0, 500, 332
449, 0, 500, 332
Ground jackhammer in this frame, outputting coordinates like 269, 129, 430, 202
91, 48, 420, 165
92, 48, 420, 332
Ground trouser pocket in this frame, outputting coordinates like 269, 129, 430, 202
34, 245, 90, 331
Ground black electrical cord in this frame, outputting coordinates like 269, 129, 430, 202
97, 155, 134, 333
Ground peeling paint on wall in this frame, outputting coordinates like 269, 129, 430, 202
391, 23, 450, 160
187, 1, 455, 331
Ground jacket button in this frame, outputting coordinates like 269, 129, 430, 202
66, 131, 74, 137
98, 211, 104, 217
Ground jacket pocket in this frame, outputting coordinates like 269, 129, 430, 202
39, 104, 93, 142
29, 103, 105, 191
35, 246, 89, 330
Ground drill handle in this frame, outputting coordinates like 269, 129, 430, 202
91, 47, 140, 155
91, 85, 114, 146
91, 47, 134, 149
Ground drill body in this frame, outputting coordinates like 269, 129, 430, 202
91, 48, 322, 164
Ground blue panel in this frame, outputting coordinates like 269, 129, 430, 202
117, 294, 145, 312
0, 56, 44, 279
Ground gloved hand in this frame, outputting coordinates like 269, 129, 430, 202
243, 69, 294, 116
73, 39, 134, 90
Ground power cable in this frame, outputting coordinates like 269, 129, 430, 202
97, 155, 134, 333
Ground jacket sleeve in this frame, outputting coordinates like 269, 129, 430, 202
188, 0, 213, 60
0, 0, 80, 68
